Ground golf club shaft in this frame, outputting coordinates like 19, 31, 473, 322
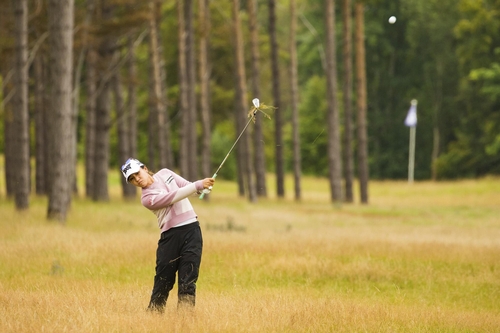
199, 110, 257, 199
215, 113, 255, 175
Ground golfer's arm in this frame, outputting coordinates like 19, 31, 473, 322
171, 183, 201, 203
143, 181, 204, 209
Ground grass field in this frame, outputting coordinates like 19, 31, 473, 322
1, 174, 499, 332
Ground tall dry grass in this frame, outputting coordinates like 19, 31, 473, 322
1, 176, 499, 332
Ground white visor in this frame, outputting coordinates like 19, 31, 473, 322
121, 158, 144, 182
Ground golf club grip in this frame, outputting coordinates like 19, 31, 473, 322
198, 173, 217, 199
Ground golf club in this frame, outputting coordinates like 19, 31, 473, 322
199, 98, 261, 199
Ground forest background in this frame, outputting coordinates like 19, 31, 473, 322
1, 0, 500, 221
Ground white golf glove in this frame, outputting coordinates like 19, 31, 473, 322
202, 186, 212, 194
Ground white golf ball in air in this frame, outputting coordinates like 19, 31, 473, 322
388, 16, 397, 24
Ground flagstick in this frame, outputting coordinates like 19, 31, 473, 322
406, 99, 418, 183
408, 125, 416, 183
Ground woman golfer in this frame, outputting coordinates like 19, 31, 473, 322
121, 158, 215, 312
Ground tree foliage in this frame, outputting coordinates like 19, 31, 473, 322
1, 0, 499, 196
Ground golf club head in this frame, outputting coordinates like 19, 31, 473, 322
252, 98, 260, 108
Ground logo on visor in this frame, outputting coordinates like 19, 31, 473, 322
122, 164, 132, 175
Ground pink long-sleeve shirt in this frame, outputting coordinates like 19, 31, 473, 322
141, 168, 204, 232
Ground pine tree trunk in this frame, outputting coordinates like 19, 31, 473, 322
127, 35, 138, 163
92, 2, 114, 202
113, 71, 135, 198
3, 64, 15, 197
147, 50, 158, 171
149, 0, 166, 170
93, 41, 112, 202
199, 0, 212, 185
47, 0, 75, 221
268, 0, 284, 198
71, 0, 93, 196
290, 0, 301, 201
34, 53, 47, 195
355, 2, 369, 204
93, 75, 112, 202
342, 0, 354, 203
431, 60, 443, 181
155, 1, 174, 168
178, 0, 189, 177
248, 0, 267, 197
126, 35, 138, 199
11, 0, 30, 210
186, 0, 198, 180
0, 0, 11, 196
233, 0, 245, 197
431, 126, 440, 181
85, 48, 97, 199
233, 0, 256, 202
325, 0, 343, 203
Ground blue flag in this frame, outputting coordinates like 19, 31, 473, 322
404, 100, 418, 127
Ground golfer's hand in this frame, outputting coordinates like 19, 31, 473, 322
202, 178, 215, 189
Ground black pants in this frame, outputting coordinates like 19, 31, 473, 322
148, 222, 203, 311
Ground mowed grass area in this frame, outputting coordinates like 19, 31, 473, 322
1, 174, 499, 332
